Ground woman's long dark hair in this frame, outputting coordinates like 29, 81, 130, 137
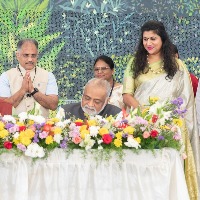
133, 20, 178, 79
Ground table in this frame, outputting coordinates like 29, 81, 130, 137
0, 148, 189, 200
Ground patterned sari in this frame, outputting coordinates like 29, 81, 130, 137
123, 57, 200, 200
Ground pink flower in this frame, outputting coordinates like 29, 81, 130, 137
8, 125, 19, 133
39, 131, 48, 139
72, 136, 82, 144
173, 133, 181, 140
102, 134, 112, 144
182, 153, 187, 160
29, 125, 36, 131
143, 131, 150, 138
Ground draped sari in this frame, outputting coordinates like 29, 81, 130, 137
123, 57, 200, 200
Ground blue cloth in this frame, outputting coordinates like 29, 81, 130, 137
0, 71, 58, 97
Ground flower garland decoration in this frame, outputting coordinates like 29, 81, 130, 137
0, 97, 187, 159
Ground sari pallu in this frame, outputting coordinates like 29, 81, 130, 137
133, 63, 200, 200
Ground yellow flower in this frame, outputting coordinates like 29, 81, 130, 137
116, 131, 123, 139
160, 125, 170, 130
80, 125, 88, 132
45, 135, 53, 144
0, 122, 5, 131
99, 127, 109, 136
106, 115, 113, 122
20, 137, 31, 146
16, 122, 24, 126
149, 97, 159, 104
20, 129, 34, 139
75, 119, 83, 123
46, 120, 54, 125
142, 108, 149, 115
80, 129, 90, 139
173, 118, 183, 127
135, 137, 141, 144
87, 120, 97, 126
53, 127, 62, 134
0, 129, 9, 138
123, 126, 134, 135
51, 118, 60, 123
28, 120, 34, 125
114, 138, 122, 147
13, 138, 20, 145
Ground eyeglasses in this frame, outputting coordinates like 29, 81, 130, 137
94, 67, 110, 72
21, 54, 38, 58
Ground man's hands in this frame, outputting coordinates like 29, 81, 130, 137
21, 71, 35, 94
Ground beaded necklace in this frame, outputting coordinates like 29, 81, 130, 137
17, 65, 37, 97
17, 65, 37, 83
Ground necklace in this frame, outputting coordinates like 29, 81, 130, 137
109, 78, 115, 97
147, 55, 164, 74
17, 65, 37, 83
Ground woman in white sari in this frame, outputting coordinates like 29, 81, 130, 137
93, 55, 124, 109
123, 20, 200, 200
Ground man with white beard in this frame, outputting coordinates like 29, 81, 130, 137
62, 78, 121, 120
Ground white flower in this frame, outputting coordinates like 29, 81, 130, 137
13, 132, 19, 139
79, 135, 95, 150
149, 101, 162, 114
2, 115, 16, 124
28, 115, 46, 124
98, 146, 103, 150
54, 134, 63, 143
18, 112, 28, 122
98, 139, 103, 144
124, 136, 141, 149
157, 110, 172, 125
56, 107, 65, 120
25, 143, 45, 158
89, 126, 100, 137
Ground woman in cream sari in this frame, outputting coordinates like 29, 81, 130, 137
123, 20, 200, 200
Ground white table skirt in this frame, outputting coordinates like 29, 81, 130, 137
0, 148, 189, 200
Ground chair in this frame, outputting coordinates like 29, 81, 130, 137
0, 99, 12, 116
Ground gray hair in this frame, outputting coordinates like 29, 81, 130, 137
84, 78, 111, 97
17, 39, 38, 51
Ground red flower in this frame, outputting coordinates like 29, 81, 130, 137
150, 130, 159, 138
43, 124, 52, 132
4, 141, 13, 149
152, 115, 158, 123
75, 122, 83, 126
118, 123, 128, 129
19, 126, 26, 131
102, 134, 112, 144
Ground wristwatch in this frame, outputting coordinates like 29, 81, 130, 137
30, 88, 39, 96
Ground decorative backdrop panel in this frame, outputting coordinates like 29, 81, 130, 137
0, 0, 199, 101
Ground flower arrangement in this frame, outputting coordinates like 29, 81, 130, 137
0, 97, 186, 159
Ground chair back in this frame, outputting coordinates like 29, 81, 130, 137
0, 99, 12, 116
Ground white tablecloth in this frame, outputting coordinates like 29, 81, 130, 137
0, 148, 189, 200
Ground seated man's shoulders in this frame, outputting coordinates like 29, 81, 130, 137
103, 104, 121, 116
62, 102, 80, 111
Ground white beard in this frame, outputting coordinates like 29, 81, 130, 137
81, 101, 107, 116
